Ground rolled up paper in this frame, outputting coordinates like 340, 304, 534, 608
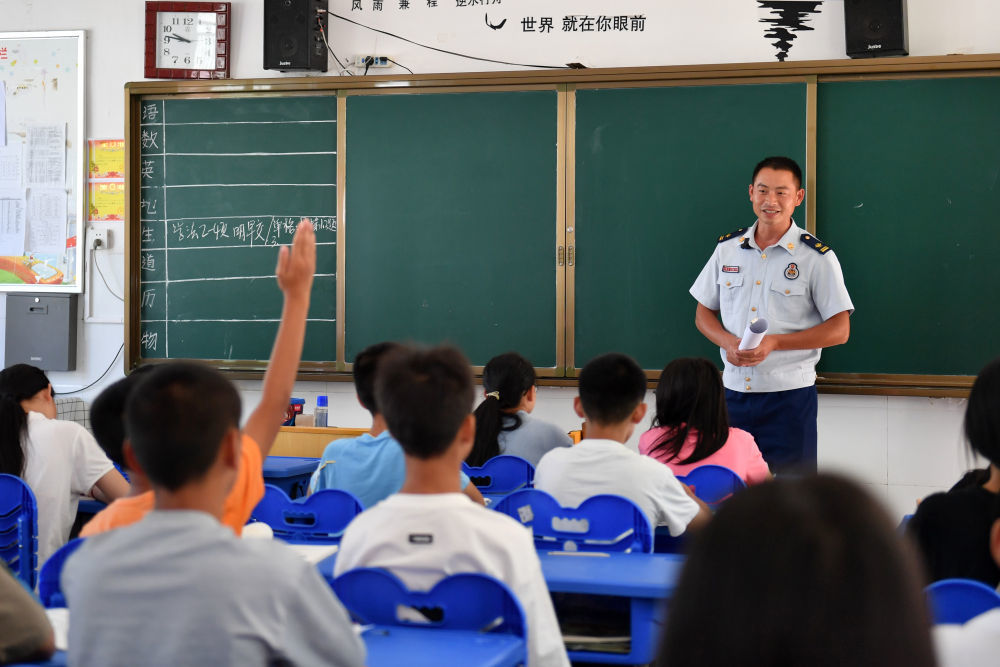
738, 317, 769, 351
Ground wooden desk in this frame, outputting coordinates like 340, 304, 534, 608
363, 626, 525, 667
269, 426, 370, 458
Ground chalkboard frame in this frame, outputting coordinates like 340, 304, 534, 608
124, 55, 1000, 395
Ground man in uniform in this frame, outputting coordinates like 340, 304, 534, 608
690, 156, 853, 472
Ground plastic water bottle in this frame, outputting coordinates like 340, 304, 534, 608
315, 395, 329, 428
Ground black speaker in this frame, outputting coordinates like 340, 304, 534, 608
845, 0, 908, 58
264, 0, 329, 72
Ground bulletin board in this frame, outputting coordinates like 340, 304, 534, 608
0, 31, 85, 292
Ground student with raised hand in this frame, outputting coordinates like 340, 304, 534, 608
658, 474, 936, 667
639, 357, 771, 484
334, 345, 570, 667
534, 353, 712, 537
466, 352, 572, 468
80, 218, 317, 537
908, 356, 1000, 587
309, 341, 485, 507
63, 364, 364, 667
0, 364, 128, 566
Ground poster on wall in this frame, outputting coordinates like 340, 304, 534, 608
88, 139, 125, 222
325, 0, 842, 73
0, 30, 85, 292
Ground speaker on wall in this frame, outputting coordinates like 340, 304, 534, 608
264, 0, 329, 72
844, 0, 908, 58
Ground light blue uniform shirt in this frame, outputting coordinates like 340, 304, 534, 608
690, 220, 854, 393
308, 431, 471, 508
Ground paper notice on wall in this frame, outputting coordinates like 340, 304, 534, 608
26, 188, 66, 254
26, 123, 65, 187
0, 144, 22, 189
0, 195, 26, 255
0, 80, 6, 148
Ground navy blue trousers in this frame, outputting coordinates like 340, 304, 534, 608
724, 385, 818, 474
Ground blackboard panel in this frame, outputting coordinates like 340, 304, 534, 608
167, 320, 337, 362
574, 83, 808, 370
163, 186, 336, 220
816, 77, 1000, 377
137, 93, 338, 365
166, 245, 336, 281
167, 276, 336, 321
167, 155, 337, 186
344, 90, 560, 367
166, 123, 332, 154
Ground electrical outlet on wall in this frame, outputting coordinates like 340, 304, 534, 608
354, 55, 391, 68
86, 225, 110, 250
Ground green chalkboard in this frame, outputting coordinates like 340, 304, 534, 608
816, 76, 1000, 378
573, 82, 808, 371
343, 90, 560, 368
136, 94, 338, 364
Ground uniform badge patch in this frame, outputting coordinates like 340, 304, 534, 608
784, 262, 800, 280
409, 534, 433, 544
722, 265, 740, 273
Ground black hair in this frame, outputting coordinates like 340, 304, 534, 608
658, 474, 936, 667
648, 358, 729, 466
965, 357, 1000, 466
467, 352, 536, 467
0, 364, 51, 476
353, 342, 403, 416
375, 345, 474, 460
89, 366, 154, 468
125, 362, 242, 491
578, 353, 647, 425
751, 156, 803, 190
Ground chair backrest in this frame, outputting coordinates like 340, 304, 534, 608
926, 578, 1000, 624
493, 488, 653, 553
677, 464, 747, 509
38, 537, 85, 608
0, 473, 38, 588
461, 455, 535, 495
250, 484, 363, 543
334, 567, 526, 637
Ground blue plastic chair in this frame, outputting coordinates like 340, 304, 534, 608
249, 484, 363, 543
926, 578, 1000, 624
461, 455, 535, 495
676, 464, 747, 509
38, 537, 85, 608
494, 488, 653, 553
0, 473, 39, 588
333, 567, 526, 638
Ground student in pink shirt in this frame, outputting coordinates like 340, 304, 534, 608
639, 358, 772, 484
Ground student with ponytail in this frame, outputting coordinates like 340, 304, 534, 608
467, 352, 571, 467
0, 364, 127, 566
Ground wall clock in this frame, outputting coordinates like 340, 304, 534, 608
145, 2, 231, 79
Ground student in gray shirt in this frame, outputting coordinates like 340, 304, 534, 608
63, 363, 364, 667
467, 352, 572, 468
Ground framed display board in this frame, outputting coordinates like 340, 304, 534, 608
0, 30, 86, 292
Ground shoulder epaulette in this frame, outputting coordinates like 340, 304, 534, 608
717, 227, 748, 244
800, 232, 832, 255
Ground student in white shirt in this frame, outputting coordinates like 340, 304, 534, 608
335, 345, 570, 667
0, 364, 128, 566
534, 352, 711, 536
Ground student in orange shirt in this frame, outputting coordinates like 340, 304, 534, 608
80, 219, 316, 537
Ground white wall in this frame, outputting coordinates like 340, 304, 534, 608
2, 0, 996, 519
